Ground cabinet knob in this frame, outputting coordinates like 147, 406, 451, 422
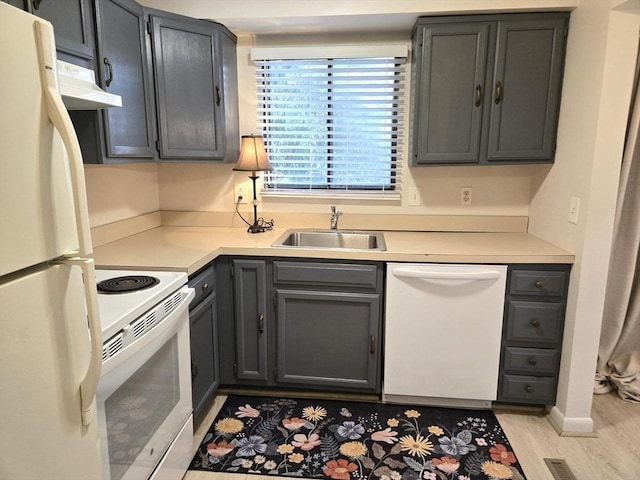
202, 283, 209, 291
525, 385, 534, 394
535, 280, 544, 289
191, 360, 198, 380
531, 319, 541, 328
528, 358, 538, 366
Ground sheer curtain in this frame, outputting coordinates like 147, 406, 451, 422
594, 43, 640, 403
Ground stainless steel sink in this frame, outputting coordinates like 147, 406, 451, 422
272, 229, 386, 251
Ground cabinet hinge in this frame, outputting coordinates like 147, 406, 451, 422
155, 139, 160, 152
233, 363, 237, 374
273, 294, 277, 310
563, 24, 569, 39
552, 141, 557, 154
146, 21, 152, 35
230, 262, 234, 278
419, 31, 423, 47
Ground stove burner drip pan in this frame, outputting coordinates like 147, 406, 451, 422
97, 275, 160, 294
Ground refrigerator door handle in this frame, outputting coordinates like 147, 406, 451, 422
34, 21, 93, 257
56, 257, 103, 426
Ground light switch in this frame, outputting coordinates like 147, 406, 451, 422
406, 187, 422, 207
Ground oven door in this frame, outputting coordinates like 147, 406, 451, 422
97, 287, 194, 480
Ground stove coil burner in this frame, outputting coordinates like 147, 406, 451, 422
97, 275, 160, 294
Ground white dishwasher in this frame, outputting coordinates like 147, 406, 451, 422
383, 263, 507, 409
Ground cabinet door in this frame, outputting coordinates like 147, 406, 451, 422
151, 14, 223, 160
233, 259, 269, 382
487, 16, 567, 162
95, 0, 156, 158
275, 289, 380, 391
189, 292, 218, 420
413, 22, 489, 164
29, 0, 94, 62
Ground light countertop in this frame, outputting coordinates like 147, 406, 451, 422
92, 226, 574, 275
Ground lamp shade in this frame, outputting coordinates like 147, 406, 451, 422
233, 135, 272, 172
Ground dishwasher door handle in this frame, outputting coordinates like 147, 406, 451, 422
392, 268, 503, 281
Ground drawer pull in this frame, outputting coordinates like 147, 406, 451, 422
525, 385, 534, 394
528, 358, 538, 366
531, 319, 541, 328
258, 314, 265, 333
202, 283, 210, 291
535, 280, 544, 289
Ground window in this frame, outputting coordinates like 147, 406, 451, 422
253, 46, 407, 196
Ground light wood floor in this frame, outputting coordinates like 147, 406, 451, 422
183, 391, 640, 480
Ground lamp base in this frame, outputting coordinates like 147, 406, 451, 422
247, 223, 268, 234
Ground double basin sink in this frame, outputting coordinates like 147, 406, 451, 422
272, 229, 386, 251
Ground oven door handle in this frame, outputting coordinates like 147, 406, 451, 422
101, 287, 195, 376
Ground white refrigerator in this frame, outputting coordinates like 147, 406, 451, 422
0, 4, 104, 479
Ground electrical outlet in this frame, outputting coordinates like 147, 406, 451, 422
234, 183, 247, 204
460, 187, 473, 205
568, 196, 580, 224
406, 187, 422, 207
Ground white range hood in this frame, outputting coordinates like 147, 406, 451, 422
57, 60, 122, 110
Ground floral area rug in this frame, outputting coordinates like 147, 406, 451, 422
189, 395, 526, 480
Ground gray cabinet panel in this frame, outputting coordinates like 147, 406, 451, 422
414, 23, 489, 164
233, 259, 269, 381
276, 289, 380, 391
95, 0, 156, 159
487, 17, 566, 161
29, 0, 94, 62
151, 15, 222, 159
220, 26, 240, 162
411, 13, 568, 166
273, 261, 378, 288
189, 292, 218, 420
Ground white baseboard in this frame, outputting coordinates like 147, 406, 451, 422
548, 406, 597, 437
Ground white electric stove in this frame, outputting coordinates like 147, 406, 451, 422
95, 269, 187, 340
94, 268, 194, 480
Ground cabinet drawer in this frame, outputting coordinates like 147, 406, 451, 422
499, 374, 556, 404
506, 300, 563, 345
502, 347, 559, 376
189, 266, 215, 308
273, 261, 378, 288
509, 269, 568, 297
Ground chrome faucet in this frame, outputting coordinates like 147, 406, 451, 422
330, 205, 343, 230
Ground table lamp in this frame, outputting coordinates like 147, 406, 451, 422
233, 135, 273, 233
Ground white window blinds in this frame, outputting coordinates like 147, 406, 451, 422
253, 47, 406, 195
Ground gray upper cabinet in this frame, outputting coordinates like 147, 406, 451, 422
26, 0, 95, 65
414, 22, 489, 164
93, 0, 156, 160
411, 13, 569, 166
150, 13, 224, 160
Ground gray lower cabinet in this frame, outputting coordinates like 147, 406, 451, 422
225, 257, 383, 394
411, 13, 569, 165
188, 265, 219, 419
497, 264, 571, 405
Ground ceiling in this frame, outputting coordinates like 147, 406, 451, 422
139, 0, 578, 37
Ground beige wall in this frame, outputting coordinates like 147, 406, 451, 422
528, 0, 639, 431
84, 163, 160, 227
